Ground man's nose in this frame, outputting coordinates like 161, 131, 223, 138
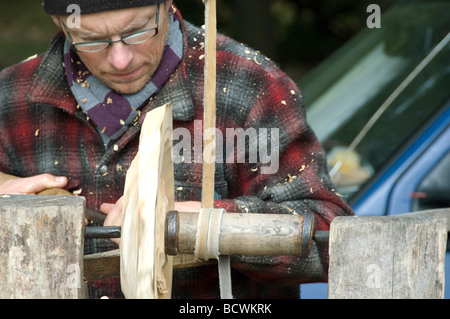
106, 39, 134, 70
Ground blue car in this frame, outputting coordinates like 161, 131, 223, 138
298, 0, 450, 298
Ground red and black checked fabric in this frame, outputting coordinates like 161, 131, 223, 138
0, 9, 353, 299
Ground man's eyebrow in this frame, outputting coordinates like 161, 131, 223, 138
119, 19, 150, 33
68, 7, 158, 40
68, 17, 151, 40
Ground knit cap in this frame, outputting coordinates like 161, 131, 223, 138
44, 0, 166, 15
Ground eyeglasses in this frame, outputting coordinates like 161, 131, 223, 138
61, 4, 160, 53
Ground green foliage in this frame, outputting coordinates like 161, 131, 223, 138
0, 0, 393, 80
0, 0, 57, 68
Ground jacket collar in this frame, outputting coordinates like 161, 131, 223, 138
28, 32, 77, 115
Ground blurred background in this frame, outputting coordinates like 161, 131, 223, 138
0, 0, 393, 83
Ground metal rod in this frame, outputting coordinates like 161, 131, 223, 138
313, 230, 330, 243
85, 208, 107, 225
85, 226, 121, 238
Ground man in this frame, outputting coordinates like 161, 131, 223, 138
0, 0, 353, 298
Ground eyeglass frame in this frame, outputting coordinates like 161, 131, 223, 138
60, 3, 160, 53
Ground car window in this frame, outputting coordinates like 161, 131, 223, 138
412, 151, 450, 211
301, 1, 450, 198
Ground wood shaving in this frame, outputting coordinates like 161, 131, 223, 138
72, 188, 82, 195
107, 97, 113, 104
132, 115, 140, 126
81, 81, 90, 89
253, 55, 262, 65
35, 129, 39, 137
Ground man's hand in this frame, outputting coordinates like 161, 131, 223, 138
174, 201, 202, 213
101, 199, 202, 245
0, 173, 68, 195
101, 196, 125, 245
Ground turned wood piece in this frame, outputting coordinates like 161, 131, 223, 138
165, 210, 314, 258
120, 102, 174, 299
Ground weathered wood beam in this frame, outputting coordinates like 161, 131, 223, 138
0, 195, 87, 298
328, 215, 447, 299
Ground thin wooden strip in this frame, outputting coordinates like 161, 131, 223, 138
201, 0, 217, 209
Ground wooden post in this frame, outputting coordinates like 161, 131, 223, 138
0, 195, 87, 298
328, 215, 447, 299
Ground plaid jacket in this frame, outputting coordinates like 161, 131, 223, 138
0, 10, 353, 299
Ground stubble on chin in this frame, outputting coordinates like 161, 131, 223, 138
104, 71, 154, 95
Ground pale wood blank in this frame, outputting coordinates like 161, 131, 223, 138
120, 102, 174, 299
0, 195, 87, 298
328, 215, 447, 299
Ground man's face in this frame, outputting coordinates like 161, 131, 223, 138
56, 3, 171, 94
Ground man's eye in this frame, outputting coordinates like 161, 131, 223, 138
76, 35, 103, 42
123, 28, 144, 37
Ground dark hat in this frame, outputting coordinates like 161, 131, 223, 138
44, 0, 167, 15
